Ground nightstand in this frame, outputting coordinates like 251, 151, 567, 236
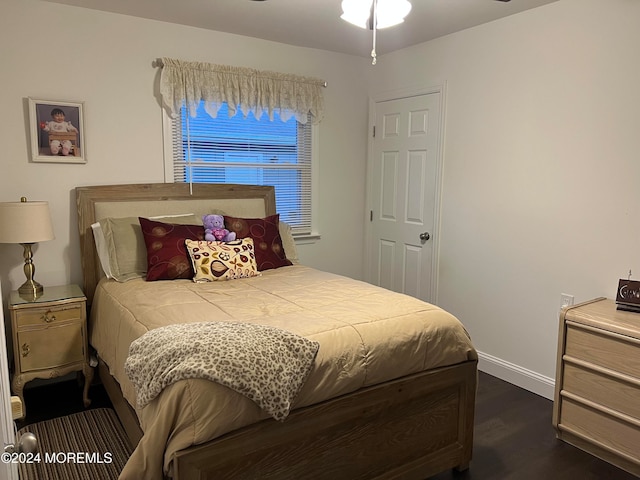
9, 284, 93, 418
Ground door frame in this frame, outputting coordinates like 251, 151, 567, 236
364, 83, 447, 304
0, 283, 19, 480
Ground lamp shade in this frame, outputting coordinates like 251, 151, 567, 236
0, 200, 55, 244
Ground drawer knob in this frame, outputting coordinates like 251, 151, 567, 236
42, 312, 56, 323
21, 343, 29, 358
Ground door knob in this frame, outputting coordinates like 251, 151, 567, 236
419, 232, 430, 241
4, 432, 37, 454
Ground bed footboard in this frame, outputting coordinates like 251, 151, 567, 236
99, 357, 476, 479
173, 360, 477, 480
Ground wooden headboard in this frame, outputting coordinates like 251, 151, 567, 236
76, 183, 276, 304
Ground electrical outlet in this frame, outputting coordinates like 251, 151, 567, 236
560, 293, 574, 311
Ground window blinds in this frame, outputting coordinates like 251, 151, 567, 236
171, 103, 313, 235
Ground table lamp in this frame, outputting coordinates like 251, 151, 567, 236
0, 197, 55, 299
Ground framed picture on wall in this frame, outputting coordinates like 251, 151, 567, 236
28, 98, 86, 164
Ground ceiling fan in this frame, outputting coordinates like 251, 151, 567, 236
343, 0, 512, 64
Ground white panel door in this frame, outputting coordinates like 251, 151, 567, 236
369, 93, 441, 302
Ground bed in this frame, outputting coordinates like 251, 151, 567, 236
75, 182, 478, 480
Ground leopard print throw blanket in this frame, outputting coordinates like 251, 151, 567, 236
125, 322, 319, 421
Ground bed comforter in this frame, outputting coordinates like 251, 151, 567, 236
89, 265, 477, 479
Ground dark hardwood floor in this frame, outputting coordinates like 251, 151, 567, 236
429, 372, 637, 480
15, 375, 112, 431
15, 372, 637, 479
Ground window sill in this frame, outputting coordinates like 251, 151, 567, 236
293, 233, 321, 245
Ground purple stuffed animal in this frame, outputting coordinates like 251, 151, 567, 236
202, 214, 236, 242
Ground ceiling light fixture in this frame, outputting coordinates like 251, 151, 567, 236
341, 0, 412, 65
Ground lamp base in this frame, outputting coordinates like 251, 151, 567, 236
18, 279, 44, 301
18, 242, 44, 301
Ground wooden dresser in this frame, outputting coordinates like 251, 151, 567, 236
553, 297, 640, 476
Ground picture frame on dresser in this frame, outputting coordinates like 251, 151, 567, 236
28, 98, 86, 164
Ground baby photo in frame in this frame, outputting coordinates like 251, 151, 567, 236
29, 98, 86, 164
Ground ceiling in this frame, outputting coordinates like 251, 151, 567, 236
41, 0, 559, 58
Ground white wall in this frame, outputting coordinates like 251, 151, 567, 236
367, 0, 640, 397
0, 0, 370, 300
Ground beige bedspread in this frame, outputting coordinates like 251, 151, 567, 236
89, 265, 477, 480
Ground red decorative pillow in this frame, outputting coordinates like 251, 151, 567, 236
139, 217, 205, 281
224, 214, 293, 271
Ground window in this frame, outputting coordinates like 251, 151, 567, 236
168, 102, 315, 236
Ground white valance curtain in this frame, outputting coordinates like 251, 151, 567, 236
159, 57, 325, 125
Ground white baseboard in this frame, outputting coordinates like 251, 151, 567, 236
477, 351, 555, 400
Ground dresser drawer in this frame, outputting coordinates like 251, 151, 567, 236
14, 304, 83, 328
565, 323, 640, 380
17, 322, 85, 372
560, 397, 640, 462
562, 363, 640, 420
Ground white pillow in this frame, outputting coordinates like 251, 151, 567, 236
279, 221, 299, 264
91, 222, 113, 279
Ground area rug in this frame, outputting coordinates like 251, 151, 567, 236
17, 408, 132, 480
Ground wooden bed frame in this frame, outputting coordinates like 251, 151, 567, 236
76, 182, 477, 480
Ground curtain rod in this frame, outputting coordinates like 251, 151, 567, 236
152, 58, 327, 88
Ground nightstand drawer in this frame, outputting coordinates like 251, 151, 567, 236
562, 363, 640, 419
560, 397, 640, 461
565, 323, 640, 379
17, 322, 84, 372
14, 304, 83, 327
